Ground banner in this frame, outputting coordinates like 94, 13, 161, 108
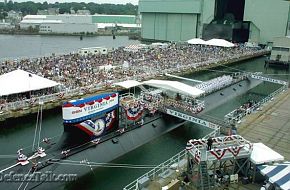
74, 110, 117, 137
251, 75, 288, 85
166, 108, 209, 127
62, 93, 118, 123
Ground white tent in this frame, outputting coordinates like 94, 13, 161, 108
114, 80, 142, 89
0, 69, 59, 96
187, 38, 207, 45
142, 79, 205, 97
250, 143, 284, 165
205, 39, 235, 47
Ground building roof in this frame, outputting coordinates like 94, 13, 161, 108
0, 69, 59, 96
23, 15, 47, 19
20, 20, 63, 24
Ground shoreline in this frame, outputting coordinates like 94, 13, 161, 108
0, 51, 269, 122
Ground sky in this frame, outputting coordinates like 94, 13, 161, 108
11, 0, 139, 5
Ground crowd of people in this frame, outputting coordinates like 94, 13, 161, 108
0, 42, 263, 105
224, 100, 256, 125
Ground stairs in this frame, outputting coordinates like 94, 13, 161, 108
200, 161, 211, 190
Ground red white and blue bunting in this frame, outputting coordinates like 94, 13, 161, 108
124, 101, 144, 121
186, 135, 253, 161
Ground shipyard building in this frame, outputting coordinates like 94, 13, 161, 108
139, 0, 290, 44
20, 14, 139, 34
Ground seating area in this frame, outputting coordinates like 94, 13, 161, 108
195, 75, 234, 94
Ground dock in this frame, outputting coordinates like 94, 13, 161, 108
123, 88, 290, 190
0, 51, 268, 122
238, 89, 290, 160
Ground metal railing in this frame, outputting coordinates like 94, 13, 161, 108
123, 123, 221, 190
224, 84, 288, 125
123, 149, 188, 190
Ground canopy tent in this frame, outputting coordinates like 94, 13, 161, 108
257, 162, 290, 190
0, 69, 59, 96
250, 143, 284, 165
205, 39, 235, 47
114, 80, 142, 89
186, 38, 235, 47
142, 79, 205, 97
187, 38, 207, 45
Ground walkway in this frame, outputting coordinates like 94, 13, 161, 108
238, 89, 290, 160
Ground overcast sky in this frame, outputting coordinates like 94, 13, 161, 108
11, 0, 139, 5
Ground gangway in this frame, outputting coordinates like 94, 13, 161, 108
224, 75, 288, 125
249, 73, 288, 86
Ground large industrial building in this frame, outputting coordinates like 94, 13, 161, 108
139, 0, 290, 44
20, 14, 139, 34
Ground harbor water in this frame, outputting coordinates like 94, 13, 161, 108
0, 34, 289, 190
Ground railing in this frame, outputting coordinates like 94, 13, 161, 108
123, 149, 188, 190
224, 84, 288, 125
123, 122, 221, 190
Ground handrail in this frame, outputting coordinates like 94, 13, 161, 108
123, 124, 220, 190
224, 84, 287, 125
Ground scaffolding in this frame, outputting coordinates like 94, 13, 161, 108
186, 135, 253, 190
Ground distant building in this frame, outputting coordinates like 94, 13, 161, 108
139, 0, 290, 44
77, 10, 91, 15
6, 10, 22, 25
0, 22, 14, 30
37, 8, 59, 15
20, 14, 140, 34
269, 37, 290, 64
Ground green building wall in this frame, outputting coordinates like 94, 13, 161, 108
91, 15, 136, 24
244, 0, 289, 44
139, 0, 215, 41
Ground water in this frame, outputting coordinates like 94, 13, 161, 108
0, 34, 140, 61
0, 35, 289, 189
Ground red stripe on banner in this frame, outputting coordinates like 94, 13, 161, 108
96, 99, 103, 103
63, 103, 74, 107
111, 93, 116, 98
75, 124, 95, 136
77, 103, 86, 108
86, 101, 95, 105
228, 146, 243, 156
209, 149, 226, 160
104, 96, 110, 100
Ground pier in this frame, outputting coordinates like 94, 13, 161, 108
0, 51, 268, 122
123, 75, 289, 190
238, 89, 290, 160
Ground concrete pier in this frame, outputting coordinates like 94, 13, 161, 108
238, 89, 290, 160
